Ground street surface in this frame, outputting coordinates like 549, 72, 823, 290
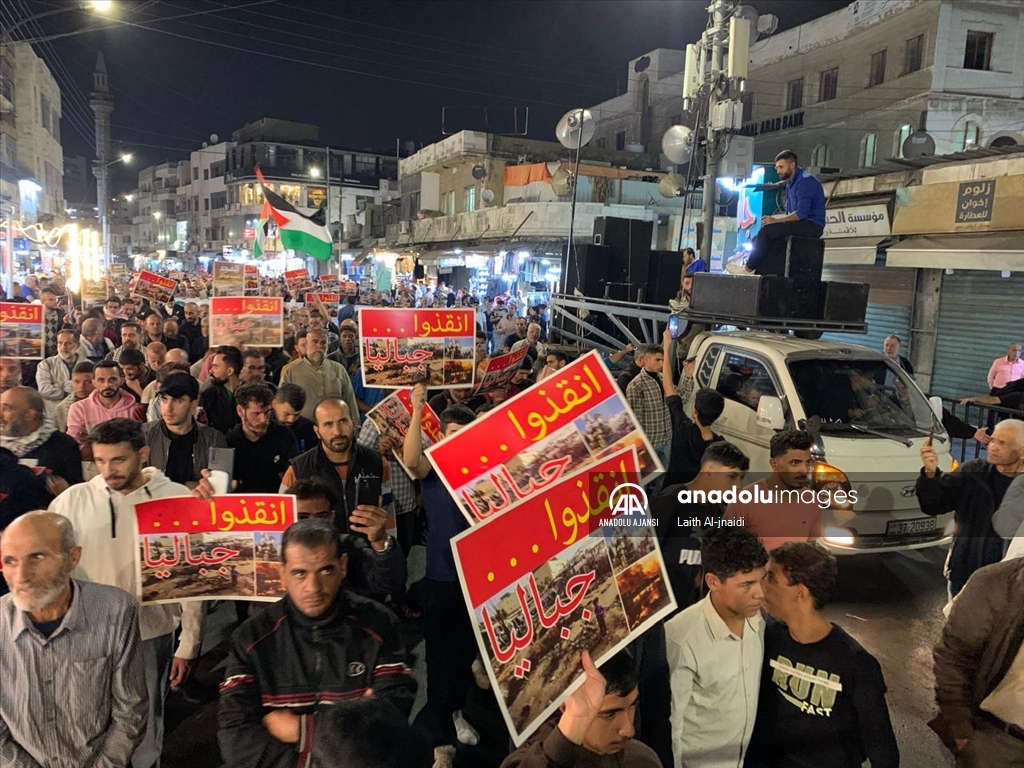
163, 544, 958, 768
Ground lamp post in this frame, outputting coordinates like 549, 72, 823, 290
1, 1, 113, 41
94, 153, 130, 270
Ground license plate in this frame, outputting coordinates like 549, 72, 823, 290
886, 518, 937, 536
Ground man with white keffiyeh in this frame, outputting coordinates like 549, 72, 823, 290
0, 386, 83, 497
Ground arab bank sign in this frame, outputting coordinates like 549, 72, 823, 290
823, 202, 891, 239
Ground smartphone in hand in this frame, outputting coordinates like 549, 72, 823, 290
356, 475, 381, 508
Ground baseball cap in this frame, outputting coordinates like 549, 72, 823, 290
158, 372, 199, 400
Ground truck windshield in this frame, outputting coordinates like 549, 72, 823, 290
787, 358, 936, 433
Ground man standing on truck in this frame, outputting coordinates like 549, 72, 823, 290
731, 150, 825, 277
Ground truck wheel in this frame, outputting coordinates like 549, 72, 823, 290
794, 330, 823, 340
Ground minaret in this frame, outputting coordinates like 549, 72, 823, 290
90, 53, 114, 266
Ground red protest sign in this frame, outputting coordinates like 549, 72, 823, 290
132, 270, 178, 304
135, 494, 297, 603
0, 302, 43, 359
209, 296, 284, 348
283, 268, 313, 294
358, 307, 476, 389
426, 351, 663, 522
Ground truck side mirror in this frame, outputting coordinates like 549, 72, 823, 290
757, 395, 786, 430
929, 396, 944, 421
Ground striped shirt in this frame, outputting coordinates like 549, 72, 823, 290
0, 579, 148, 768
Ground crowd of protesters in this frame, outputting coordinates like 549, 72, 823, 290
0, 265, 1021, 768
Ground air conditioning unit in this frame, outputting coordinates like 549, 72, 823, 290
399, 221, 411, 234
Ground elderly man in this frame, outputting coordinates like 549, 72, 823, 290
162, 317, 188, 352
217, 518, 415, 768
511, 321, 544, 366
883, 334, 914, 375
987, 343, 1024, 392
49, 419, 204, 768
279, 328, 359, 421
0, 385, 83, 494
0, 511, 148, 767
145, 341, 167, 374
79, 317, 114, 363
919, 419, 1024, 597
38, 287, 66, 358
56, 361, 95, 433
36, 329, 87, 404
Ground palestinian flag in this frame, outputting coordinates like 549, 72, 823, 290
253, 166, 332, 260
253, 199, 273, 259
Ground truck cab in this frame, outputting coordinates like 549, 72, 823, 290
685, 331, 956, 553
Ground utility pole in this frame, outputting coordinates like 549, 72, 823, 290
699, 0, 732, 264
90, 53, 114, 271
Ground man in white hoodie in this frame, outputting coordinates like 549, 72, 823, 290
49, 417, 203, 768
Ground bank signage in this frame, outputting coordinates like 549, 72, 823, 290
740, 110, 805, 137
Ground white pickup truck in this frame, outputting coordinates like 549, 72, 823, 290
682, 330, 957, 554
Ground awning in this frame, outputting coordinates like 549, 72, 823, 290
886, 232, 1024, 271
350, 249, 373, 267
823, 237, 884, 266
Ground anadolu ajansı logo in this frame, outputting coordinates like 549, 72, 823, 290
606, 483, 654, 526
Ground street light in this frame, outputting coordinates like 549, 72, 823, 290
1, 1, 114, 41
309, 167, 322, 178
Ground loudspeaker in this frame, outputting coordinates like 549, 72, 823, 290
690, 274, 789, 317
646, 250, 686, 305
818, 282, 869, 322
785, 237, 825, 281
413, 263, 425, 280
564, 244, 625, 298
593, 217, 653, 292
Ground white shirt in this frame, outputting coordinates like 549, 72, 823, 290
665, 594, 764, 768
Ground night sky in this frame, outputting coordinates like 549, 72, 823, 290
13, 0, 847, 188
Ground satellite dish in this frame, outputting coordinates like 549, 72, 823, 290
210, 133, 219, 144
555, 109, 596, 150
658, 173, 687, 198
201, 142, 208, 149
662, 125, 694, 164
551, 167, 575, 196
481, 188, 495, 203
903, 130, 936, 159
757, 14, 778, 34
471, 164, 486, 180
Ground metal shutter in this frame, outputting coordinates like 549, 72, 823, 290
931, 271, 1024, 399
820, 266, 914, 354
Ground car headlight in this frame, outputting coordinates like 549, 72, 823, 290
823, 527, 856, 546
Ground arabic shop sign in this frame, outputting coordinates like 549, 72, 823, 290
740, 110, 805, 138
955, 180, 994, 224
892, 175, 1024, 235
823, 202, 891, 239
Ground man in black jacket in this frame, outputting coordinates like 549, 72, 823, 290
918, 419, 1023, 596
217, 519, 415, 768
0, 386, 83, 495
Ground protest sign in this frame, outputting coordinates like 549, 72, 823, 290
474, 346, 529, 395
319, 274, 340, 292
340, 280, 358, 296
244, 264, 260, 295
452, 447, 676, 745
304, 292, 340, 306
81, 279, 110, 304
210, 296, 284, 348
212, 261, 245, 297
132, 270, 178, 304
135, 494, 297, 603
365, 389, 443, 478
110, 263, 127, 275
358, 307, 476, 389
426, 351, 663, 523
283, 268, 313, 294
0, 302, 44, 359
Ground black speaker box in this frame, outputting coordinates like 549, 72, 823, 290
818, 281, 869, 322
785, 237, 825, 281
691, 274, 822, 319
646, 250, 686, 305
413, 263, 425, 280
564, 244, 626, 298
593, 217, 653, 290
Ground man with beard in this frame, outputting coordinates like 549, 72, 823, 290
38, 287, 67, 358
0, 385, 83, 493
178, 302, 202, 348
279, 328, 359, 421
272, 383, 318, 453
162, 317, 189, 353
110, 321, 142, 363
280, 398, 395, 550
239, 349, 273, 390
66, 361, 145, 461
143, 372, 227, 487
226, 383, 298, 494
79, 317, 115, 363
724, 429, 826, 551
733, 150, 825, 277
142, 312, 167, 347
119, 348, 156, 403
200, 345, 243, 434
35, 328, 87, 403
56, 361, 95, 433
0, 511, 148, 767
145, 341, 167, 375
48, 419, 203, 768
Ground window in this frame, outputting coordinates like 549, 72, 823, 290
203, 169, 209, 181
615, 131, 626, 150
963, 31, 993, 70
860, 133, 878, 167
442, 190, 455, 215
210, 191, 227, 209
905, 35, 924, 74
895, 124, 913, 157
786, 78, 803, 111
956, 121, 982, 152
204, 198, 210, 211
869, 50, 887, 87
193, 167, 198, 181
818, 68, 838, 102
811, 143, 831, 167
463, 185, 476, 213
714, 352, 779, 412
191, 195, 199, 211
